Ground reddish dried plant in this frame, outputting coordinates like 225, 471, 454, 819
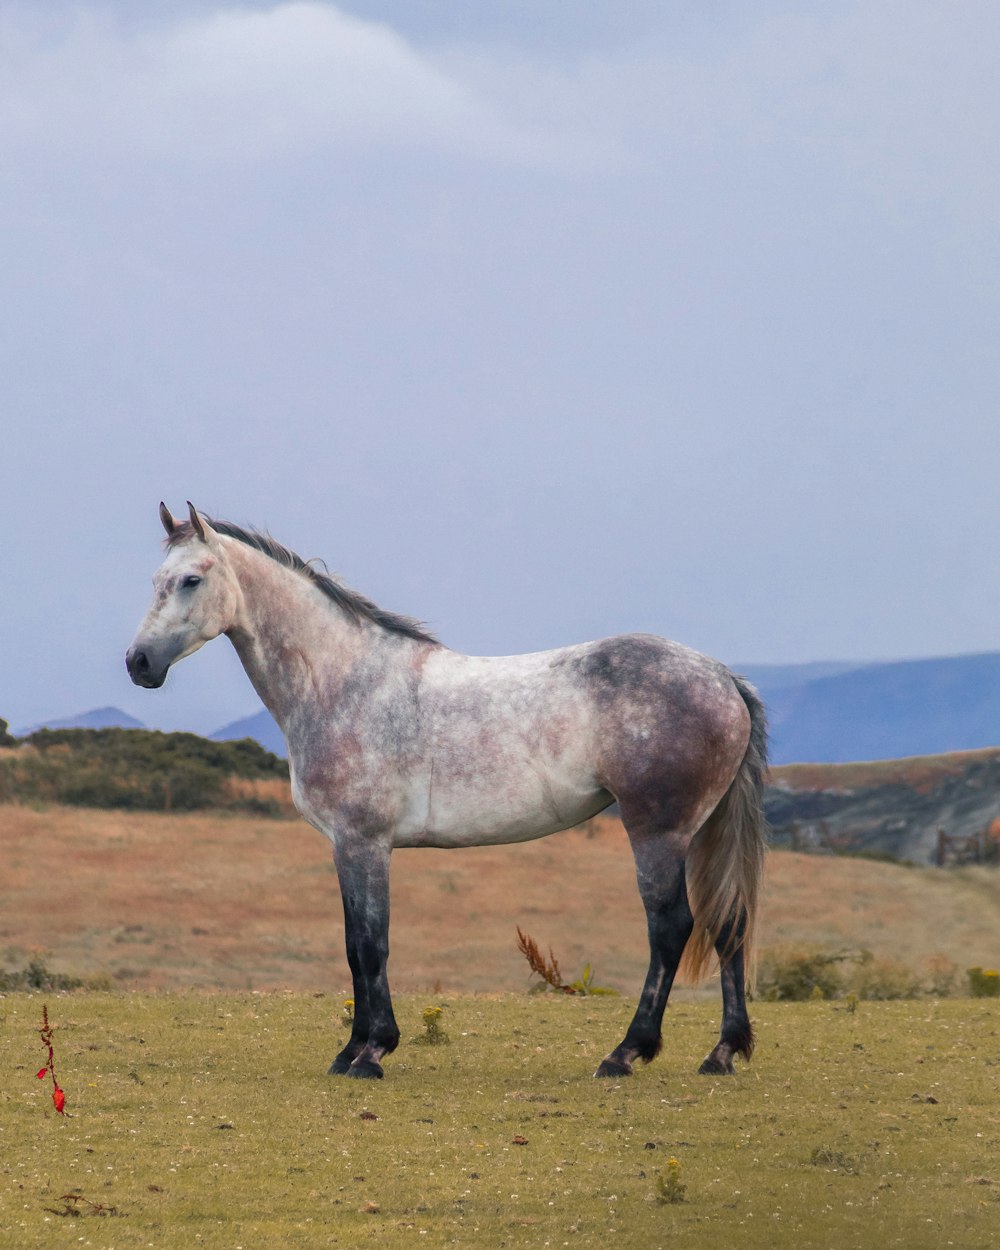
37, 1004, 66, 1115
516, 927, 571, 992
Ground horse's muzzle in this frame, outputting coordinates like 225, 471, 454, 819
125, 646, 168, 689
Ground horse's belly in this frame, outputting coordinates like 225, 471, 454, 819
393, 781, 613, 849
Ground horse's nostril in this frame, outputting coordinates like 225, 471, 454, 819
127, 648, 151, 679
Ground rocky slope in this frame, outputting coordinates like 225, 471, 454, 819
766, 748, 1000, 864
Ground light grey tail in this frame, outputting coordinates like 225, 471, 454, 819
678, 675, 768, 983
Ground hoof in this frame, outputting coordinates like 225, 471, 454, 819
328, 1055, 353, 1076
594, 1057, 632, 1079
346, 1058, 384, 1080
698, 1054, 735, 1076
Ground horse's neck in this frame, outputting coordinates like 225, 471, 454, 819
223, 542, 371, 729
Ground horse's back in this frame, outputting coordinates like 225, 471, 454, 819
552, 633, 735, 706
424, 632, 750, 783
424, 633, 745, 740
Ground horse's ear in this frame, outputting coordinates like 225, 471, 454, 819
159, 502, 177, 536
186, 501, 208, 543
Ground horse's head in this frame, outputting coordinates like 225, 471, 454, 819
126, 502, 242, 689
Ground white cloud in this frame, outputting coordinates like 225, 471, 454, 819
439, 2, 1000, 229
0, 1, 561, 164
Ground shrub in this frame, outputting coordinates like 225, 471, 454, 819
759, 945, 932, 1002
848, 953, 923, 1001
923, 954, 958, 998
967, 967, 1000, 998
756, 945, 851, 1001
26, 727, 286, 780
0, 727, 290, 815
0, 958, 84, 992
758, 944, 963, 1003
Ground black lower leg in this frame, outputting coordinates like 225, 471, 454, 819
699, 911, 753, 1075
328, 842, 399, 1079
328, 942, 371, 1075
343, 926, 399, 1080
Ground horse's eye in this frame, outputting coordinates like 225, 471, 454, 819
182, 575, 202, 590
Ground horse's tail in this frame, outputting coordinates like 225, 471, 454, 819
678, 674, 768, 984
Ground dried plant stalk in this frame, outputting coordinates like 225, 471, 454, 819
516, 927, 566, 990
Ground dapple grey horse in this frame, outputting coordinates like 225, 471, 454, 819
127, 504, 767, 1081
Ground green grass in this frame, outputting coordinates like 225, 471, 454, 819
2, 993, 1000, 1248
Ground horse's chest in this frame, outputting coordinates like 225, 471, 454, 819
288, 735, 406, 835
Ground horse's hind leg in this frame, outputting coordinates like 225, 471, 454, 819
595, 830, 693, 1078
698, 910, 754, 1075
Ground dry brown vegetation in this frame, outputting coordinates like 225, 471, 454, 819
4, 803, 1000, 995
771, 746, 1000, 794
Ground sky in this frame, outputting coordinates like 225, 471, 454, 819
3, 0, 1000, 735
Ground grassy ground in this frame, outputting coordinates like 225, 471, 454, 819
3, 992, 1000, 1249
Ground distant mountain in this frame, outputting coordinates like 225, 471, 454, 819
737, 660, 867, 691
744, 653, 1000, 765
211, 708, 286, 757
18, 706, 146, 736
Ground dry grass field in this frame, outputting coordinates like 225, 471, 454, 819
3, 804, 1000, 996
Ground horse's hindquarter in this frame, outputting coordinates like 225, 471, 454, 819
568, 634, 752, 834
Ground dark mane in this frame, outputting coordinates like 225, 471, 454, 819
167, 518, 439, 645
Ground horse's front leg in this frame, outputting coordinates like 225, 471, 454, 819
328, 835, 399, 1080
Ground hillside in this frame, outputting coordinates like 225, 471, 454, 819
767, 748, 1000, 863
0, 727, 291, 815
3, 805, 999, 994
